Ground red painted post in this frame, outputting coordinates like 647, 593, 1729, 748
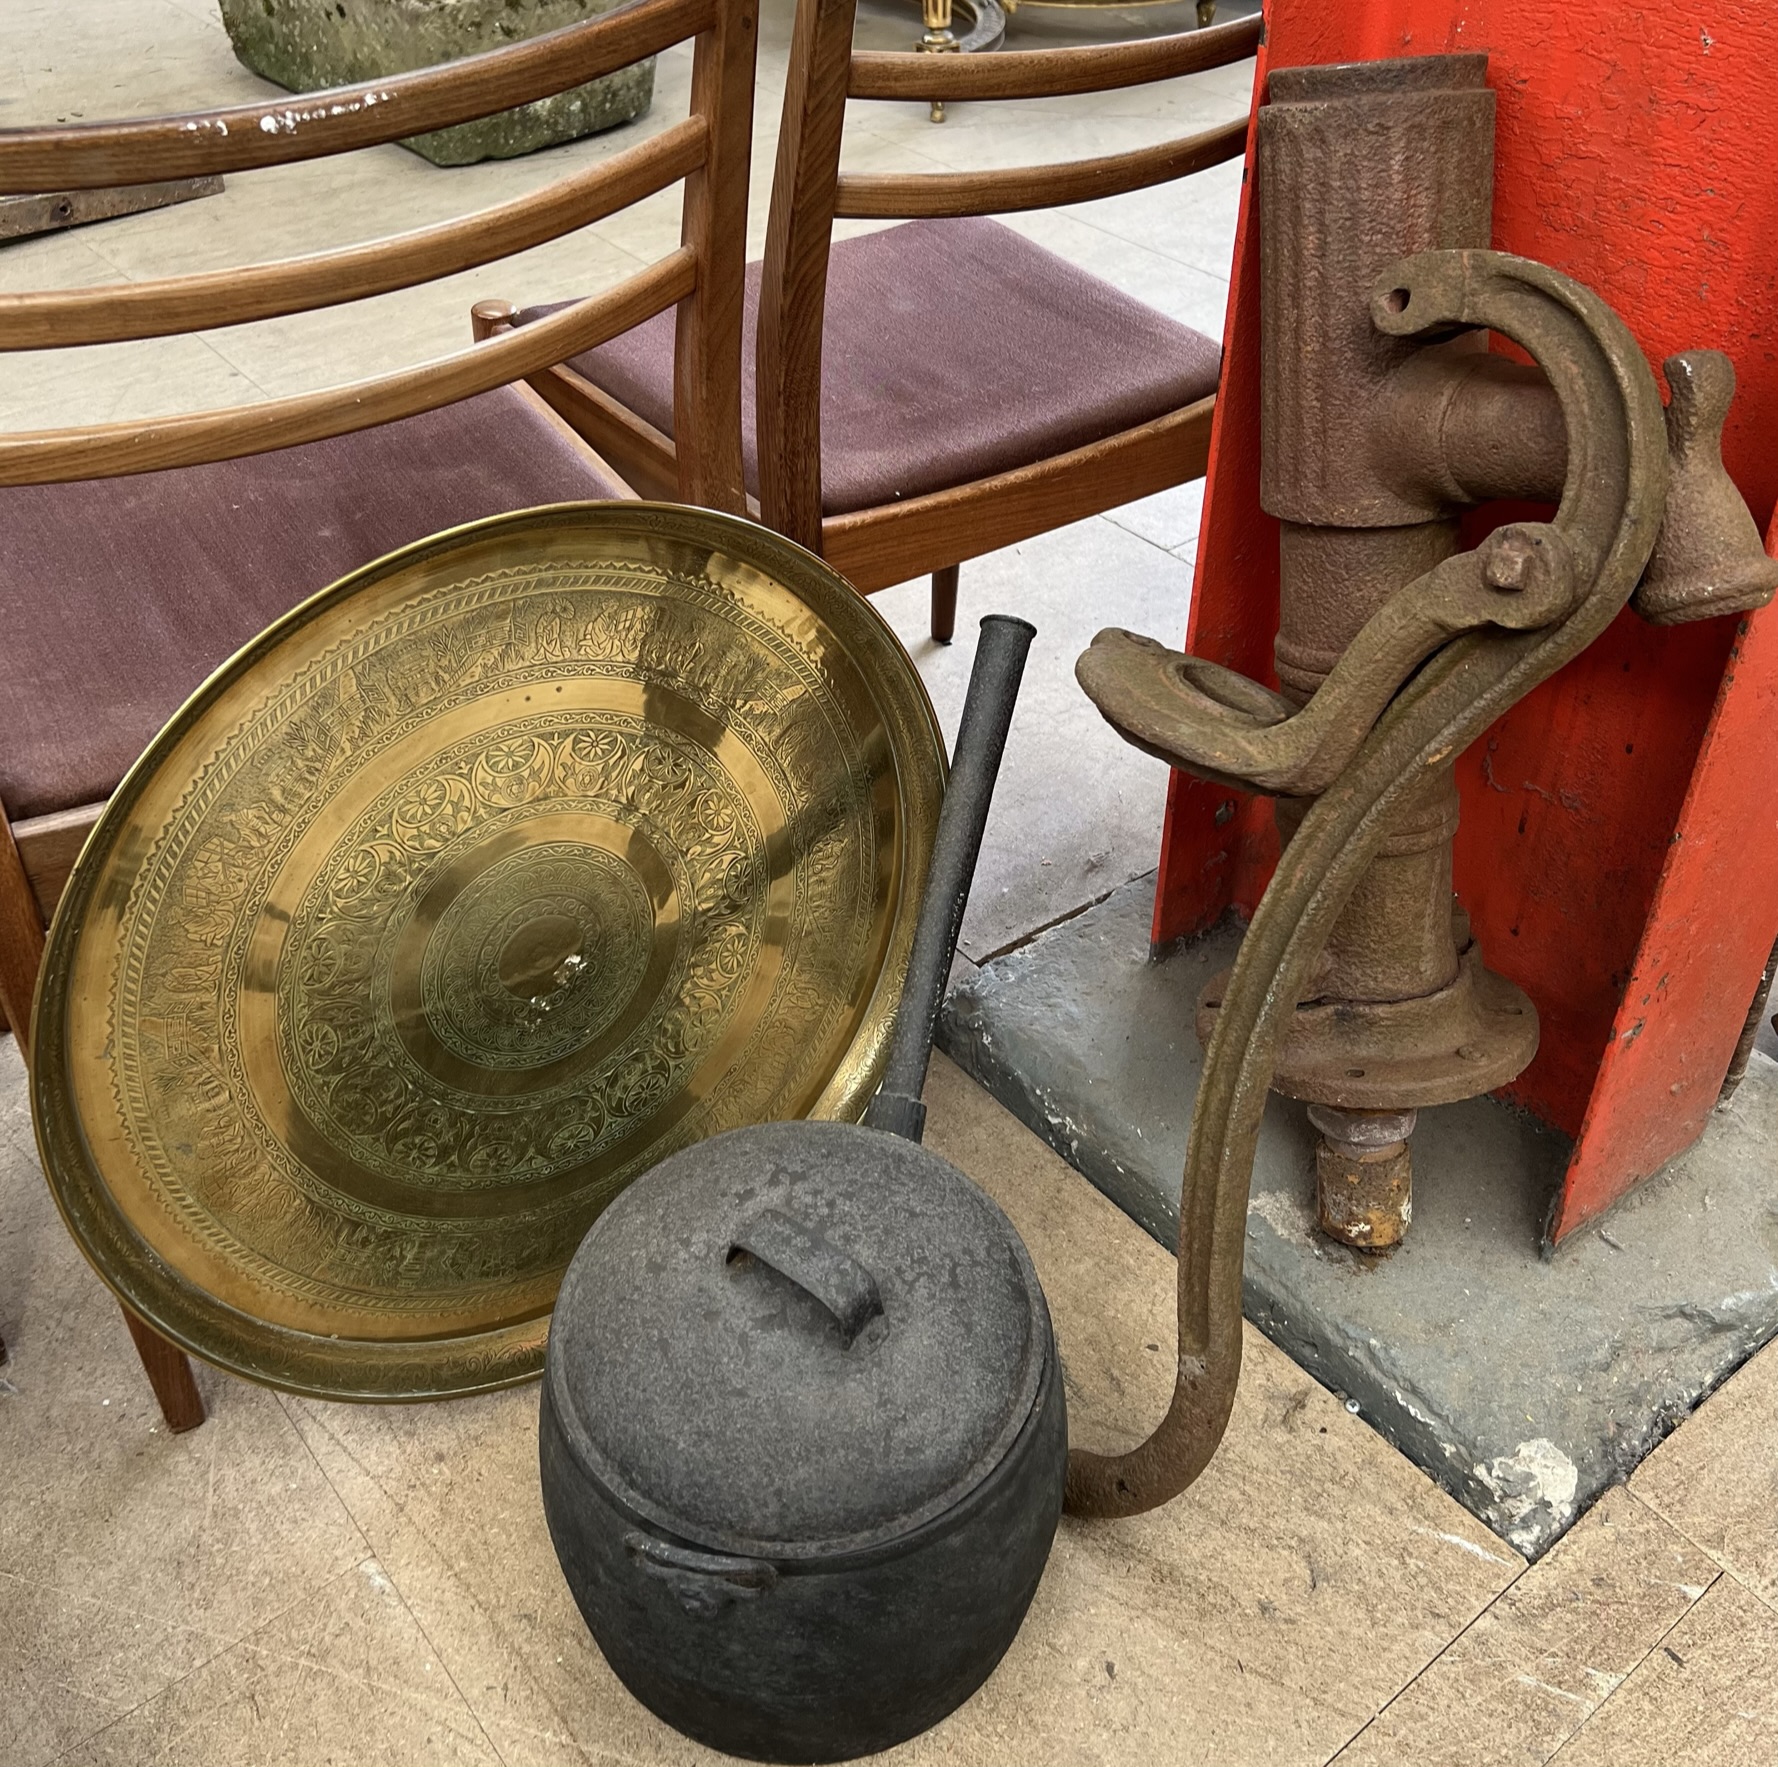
1155, 0, 1778, 1240
1550, 537, 1778, 1239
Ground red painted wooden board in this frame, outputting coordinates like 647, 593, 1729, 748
1156, 0, 1778, 1240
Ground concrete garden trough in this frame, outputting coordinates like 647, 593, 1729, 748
219, 0, 654, 165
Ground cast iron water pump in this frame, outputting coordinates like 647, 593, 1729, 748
1066, 53, 1776, 1518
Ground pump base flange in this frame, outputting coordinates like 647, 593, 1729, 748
1197, 941, 1539, 1112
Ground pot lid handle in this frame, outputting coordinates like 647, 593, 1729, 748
727, 1208, 884, 1347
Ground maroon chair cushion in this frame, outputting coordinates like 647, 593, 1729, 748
0, 387, 622, 822
518, 216, 1221, 516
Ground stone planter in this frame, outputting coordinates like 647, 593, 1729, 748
218, 0, 655, 167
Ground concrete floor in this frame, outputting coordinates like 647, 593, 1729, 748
4, 1, 1777, 1763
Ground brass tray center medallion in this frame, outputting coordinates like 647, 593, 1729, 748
31, 507, 945, 1400
424, 841, 655, 1061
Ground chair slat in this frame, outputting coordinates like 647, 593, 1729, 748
0, 0, 712, 193
0, 248, 696, 485
846, 15, 1261, 103
0, 119, 708, 349
834, 116, 1247, 220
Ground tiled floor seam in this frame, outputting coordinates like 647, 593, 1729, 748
272, 1393, 574, 1763
1318, 1485, 1726, 1767
34, 1557, 382, 1767
228, 1558, 509, 1738
262, 1390, 515, 1760
355, 1555, 512, 1767
1062, 202, 1243, 286
1315, 1557, 1532, 1767
274, 1388, 380, 1560
1543, 1488, 1730, 1745
1629, 1481, 1778, 1621
1, 1568, 260, 1767
1537, 1568, 1719, 1767
1102, 507, 1207, 562
275, 1391, 401, 1525
58, 216, 285, 403
199, 333, 281, 404
1726, 1565, 1778, 1621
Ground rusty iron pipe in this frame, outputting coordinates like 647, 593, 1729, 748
1244, 53, 1536, 1228
1376, 351, 1568, 506
1310, 1104, 1415, 1249
1374, 346, 1778, 628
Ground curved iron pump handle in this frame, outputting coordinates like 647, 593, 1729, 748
1080, 338, 1778, 799
1064, 248, 1674, 1519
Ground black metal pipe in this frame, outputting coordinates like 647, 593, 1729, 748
864, 614, 1035, 1142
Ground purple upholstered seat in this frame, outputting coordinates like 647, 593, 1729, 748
0, 387, 622, 822
517, 216, 1222, 516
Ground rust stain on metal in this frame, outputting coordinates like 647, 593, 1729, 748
1310, 1104, 1414, 1250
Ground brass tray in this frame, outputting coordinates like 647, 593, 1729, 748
31, 504, 946, 1401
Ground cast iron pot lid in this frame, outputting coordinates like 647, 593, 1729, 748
547, 1118, 1050, 1560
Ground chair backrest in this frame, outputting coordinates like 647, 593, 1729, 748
0, 0, 757, 511
757, 3, 1261, 550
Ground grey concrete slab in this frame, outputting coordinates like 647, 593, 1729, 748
938, 873, 1778, 1559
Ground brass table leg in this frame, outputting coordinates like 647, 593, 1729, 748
918, 0, 961, 123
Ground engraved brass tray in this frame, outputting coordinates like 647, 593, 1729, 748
31, 504, 946, 1401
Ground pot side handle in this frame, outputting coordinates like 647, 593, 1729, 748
624, 1532, 777, 1617
727, 1207, 884, 1347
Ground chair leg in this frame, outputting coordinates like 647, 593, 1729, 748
0, 819, 43, 1051
122, 1308, 206, 1433
931, 564, 960, 643
3, 808, 208, 1433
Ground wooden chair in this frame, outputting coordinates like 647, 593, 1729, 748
479, 6, 1260, 639
0, 0, 757, 1430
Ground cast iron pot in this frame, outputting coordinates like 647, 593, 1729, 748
540, 617, 1062, 1762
